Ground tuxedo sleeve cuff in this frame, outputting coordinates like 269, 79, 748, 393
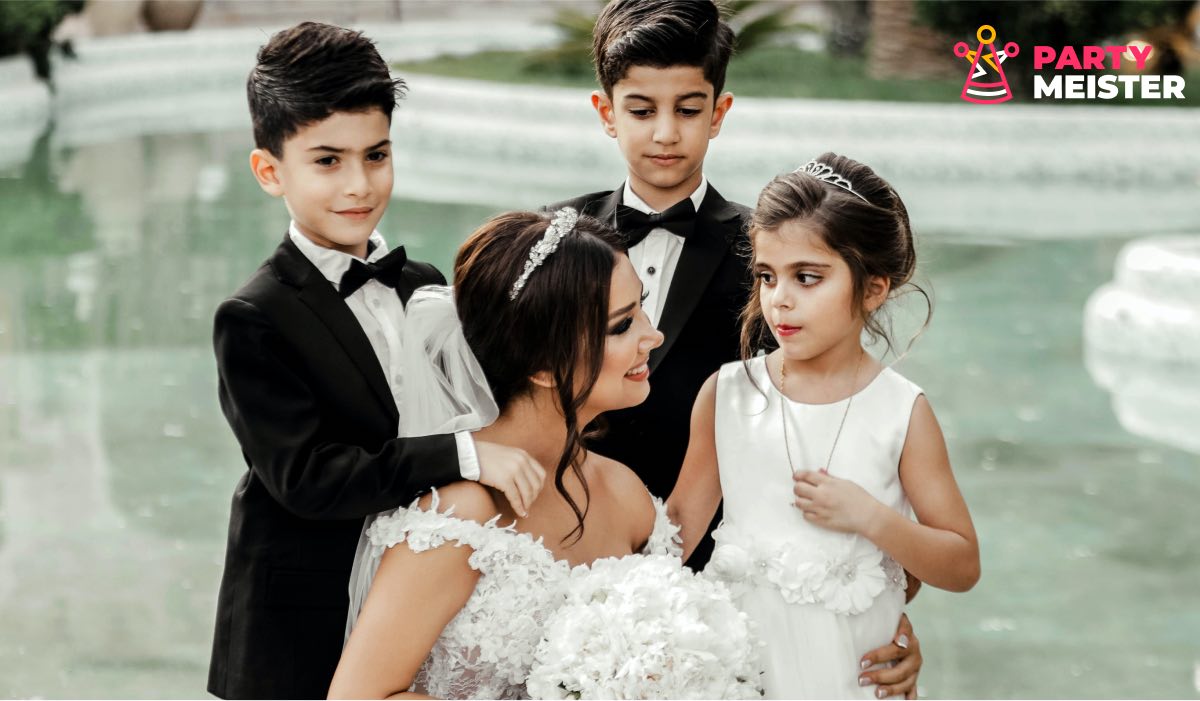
455, 431, 480, 481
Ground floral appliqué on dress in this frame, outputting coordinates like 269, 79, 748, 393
364, 489, 681, 699
706, 524, 906, 616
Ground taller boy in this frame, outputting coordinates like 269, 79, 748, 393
208, 23, 543, 699
549, 0, 742, 568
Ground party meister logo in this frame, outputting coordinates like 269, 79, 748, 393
952, 24, 1187, 103
953, 25, 1019, 104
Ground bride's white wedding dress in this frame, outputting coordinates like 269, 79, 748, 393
346, 489, 682, 699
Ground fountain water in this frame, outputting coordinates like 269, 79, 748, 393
1084, 236, 1200, 453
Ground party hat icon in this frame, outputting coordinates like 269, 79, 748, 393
954, 25, 1020, 104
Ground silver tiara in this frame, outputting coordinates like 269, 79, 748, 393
795, 160, 869, 204
509, 207, 579, 301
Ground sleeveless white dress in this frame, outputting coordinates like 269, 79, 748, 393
348, 488, 682, 699
705, 356, 921, 699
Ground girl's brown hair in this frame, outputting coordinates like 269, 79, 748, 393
739, 152, 930, 362
453, 211, 624, 543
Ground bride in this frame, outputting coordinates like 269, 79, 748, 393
327, 208, 675, 699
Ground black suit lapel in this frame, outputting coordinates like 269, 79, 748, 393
649, 186, 743, 374
577, 186, 625, 233
397, 266, 427, 306
270, 235, 399, 422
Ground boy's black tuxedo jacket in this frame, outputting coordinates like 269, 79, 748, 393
547, 184, 752, 569
207, 234, 461, 700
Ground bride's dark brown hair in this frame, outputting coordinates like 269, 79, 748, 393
454, 211, 625, 543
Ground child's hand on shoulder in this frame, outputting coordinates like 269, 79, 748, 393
792, 469, 884, 536
475, 441, 547, 518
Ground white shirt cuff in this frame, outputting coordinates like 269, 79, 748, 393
455, 431, 481, 481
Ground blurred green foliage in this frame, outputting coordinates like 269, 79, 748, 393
0, 0, 82, 79
525, 0, 817, 78
725, 0, 819, 54
0, 0, 83, 80
915, 0, 1196, 90
915, 0, 1194, 47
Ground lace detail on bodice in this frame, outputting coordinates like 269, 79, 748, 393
705, 523, 907, 616
362, 489, 680, 699
642, 495, 683, 558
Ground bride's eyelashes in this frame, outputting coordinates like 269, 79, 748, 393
609, 289, 650, 335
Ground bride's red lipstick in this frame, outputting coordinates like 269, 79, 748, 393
776, 325, 801, 337
624, 358, 650, 382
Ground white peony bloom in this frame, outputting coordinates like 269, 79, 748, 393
708, 542, 754, 580
526, 554, 764, 700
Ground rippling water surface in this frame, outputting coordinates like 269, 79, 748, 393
1, 110, 1198, 698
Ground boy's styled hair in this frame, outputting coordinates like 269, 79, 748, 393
592, 0, 735, 97
247, 21, 405, 157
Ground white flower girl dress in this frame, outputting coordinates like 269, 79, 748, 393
705, 356, 920, 699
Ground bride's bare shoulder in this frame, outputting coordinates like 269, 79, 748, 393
588, 454, 656, 540
415, 481, 502, 525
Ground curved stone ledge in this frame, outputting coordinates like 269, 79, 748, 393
1085, 283, 1200, 359
0, 56, 51, 121
1085, 347, 1200, 455
48, 22, 561, 109
388, 76, 1200, 237
1113, 236, 1200, 306
4, 22, 1198, 238
1084, 236, 1200, 359
0, 57, 52, 169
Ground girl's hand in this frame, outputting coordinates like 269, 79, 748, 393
792, 469, 883, 535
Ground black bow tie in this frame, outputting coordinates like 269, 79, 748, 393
615, 198, 698, 247
338, 245, 408, 298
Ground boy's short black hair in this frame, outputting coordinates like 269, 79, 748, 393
248, 21, 404, 157
592, 0, 735, 98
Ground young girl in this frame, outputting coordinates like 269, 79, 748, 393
668, 153, 979, 700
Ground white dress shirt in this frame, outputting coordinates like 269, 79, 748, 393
288, 223, 480, 480
621, 176, 708, 328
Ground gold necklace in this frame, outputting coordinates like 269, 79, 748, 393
779, 349, 864, 477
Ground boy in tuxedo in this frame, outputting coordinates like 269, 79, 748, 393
548, 2, 924, 696
547, 0, 743, 571
208, 22, 544, 699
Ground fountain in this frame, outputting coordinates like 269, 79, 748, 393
1084, 235, 1200, 453
2, 21, 1196, 239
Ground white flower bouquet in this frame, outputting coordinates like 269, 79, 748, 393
525, 554, 763, 700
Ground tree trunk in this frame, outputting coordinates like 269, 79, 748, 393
143, 0, 204, 32
867, 0, 958, 79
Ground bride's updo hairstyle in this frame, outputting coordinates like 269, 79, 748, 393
740, 152, 931, 363
454, 211, 625, 542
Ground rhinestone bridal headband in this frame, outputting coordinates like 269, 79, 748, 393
509, 207, 579, 301
795, 160, 869, 204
